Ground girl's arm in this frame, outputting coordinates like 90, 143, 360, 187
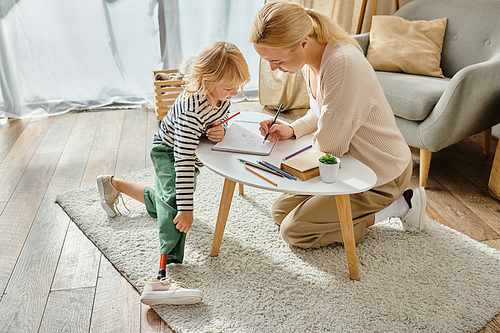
206, 120, 225, 142
173, 211, 194, 233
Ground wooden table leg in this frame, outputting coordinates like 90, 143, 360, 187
239, 183, 244, 195
335, 194, 360, 280
489, 139, 500, 200
211, 178, 237, 257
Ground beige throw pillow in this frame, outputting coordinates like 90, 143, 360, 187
366, 16, 448, 78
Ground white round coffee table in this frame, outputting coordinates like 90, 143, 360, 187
197, 111, 377, 280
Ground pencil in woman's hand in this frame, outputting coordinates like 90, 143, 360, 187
263, 104, 283, 143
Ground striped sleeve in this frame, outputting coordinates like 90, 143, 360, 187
153, 91, 230, 211
172, 94, 205, 211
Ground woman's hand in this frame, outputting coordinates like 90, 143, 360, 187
206, 120, 225, 142
173, 211, 194, 233
259, 119, 294, 142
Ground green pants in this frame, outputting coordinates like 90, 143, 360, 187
144, 144, 199, 264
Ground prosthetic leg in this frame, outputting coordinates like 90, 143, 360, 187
157, 254, 167, 279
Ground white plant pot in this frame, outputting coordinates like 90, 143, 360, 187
319, 158, 340, 183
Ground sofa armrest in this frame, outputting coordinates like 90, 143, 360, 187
419, 54, 500, 151
352, 32, 370, 55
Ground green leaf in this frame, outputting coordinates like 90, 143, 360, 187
319, 153, 338, 164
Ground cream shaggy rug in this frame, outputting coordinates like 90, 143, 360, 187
55, 167, 500, 333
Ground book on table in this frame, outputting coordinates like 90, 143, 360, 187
212, 120, 277, 155
280, 151, 326, 181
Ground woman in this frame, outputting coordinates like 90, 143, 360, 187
250, 2, 426, 249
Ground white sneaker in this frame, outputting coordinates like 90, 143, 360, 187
400, 187, 426, 232
96, 175, 120, 217
140, 278, 203, 306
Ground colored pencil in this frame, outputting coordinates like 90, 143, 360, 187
263, 104, 283, 143
215, 112, 240, 127
283, 144, 313, 161
237, 158, 284, 177
238, 158, 272, 170
245, 166, 278, 186
262, 161, 296, 179
244, 162, 285, 178
260, 161, 297, 180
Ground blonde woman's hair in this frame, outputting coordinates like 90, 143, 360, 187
183, 41, 250, 106
250, 1, 361, 52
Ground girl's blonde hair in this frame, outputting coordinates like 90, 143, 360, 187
184, 41, 250, 106
249, 1, 361, 52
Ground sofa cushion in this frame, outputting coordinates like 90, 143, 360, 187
376, 71, 450, 121
367, 15, 448, 78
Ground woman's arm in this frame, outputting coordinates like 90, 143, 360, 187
313, 45, 370, 156
259, 119, 295, 141
289, 109, 319, 139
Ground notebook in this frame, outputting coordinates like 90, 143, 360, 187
212, 120, 277, 155
280, 151, 325, 181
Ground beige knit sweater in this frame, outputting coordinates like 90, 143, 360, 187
291, 43, 411, 186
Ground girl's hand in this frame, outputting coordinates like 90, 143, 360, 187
173, 211, 194, 233
206, 120, 225, 142
259, 119, 295, 142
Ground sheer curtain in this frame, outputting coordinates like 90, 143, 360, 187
160, 1, 262, 101
0, 0, 262, 119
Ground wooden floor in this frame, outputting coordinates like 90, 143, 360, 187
0, 103, 499, 332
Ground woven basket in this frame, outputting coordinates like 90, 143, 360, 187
153, 69, 185, 121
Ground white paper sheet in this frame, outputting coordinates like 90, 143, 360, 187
212, 120, 277, 155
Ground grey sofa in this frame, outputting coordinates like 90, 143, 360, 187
354, 0, 500, 187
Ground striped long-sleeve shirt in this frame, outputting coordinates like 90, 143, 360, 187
153, 90, 230, 211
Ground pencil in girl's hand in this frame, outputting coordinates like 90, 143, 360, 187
215, 112, 240, 127
245, 166, 278, 186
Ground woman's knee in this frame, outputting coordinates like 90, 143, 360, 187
279, 219, 298, 246
279, 218, 316, 248
271, 193, 309, 226
271, 200, 287, 225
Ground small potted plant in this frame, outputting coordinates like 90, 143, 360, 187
318, 153, 340, 183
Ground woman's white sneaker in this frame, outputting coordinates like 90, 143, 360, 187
400, 187, 426, 232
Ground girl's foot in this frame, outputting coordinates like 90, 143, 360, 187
140, 278, 203, 305
97, 175, 121, 217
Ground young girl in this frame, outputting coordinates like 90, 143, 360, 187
96, 41, 250, 305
